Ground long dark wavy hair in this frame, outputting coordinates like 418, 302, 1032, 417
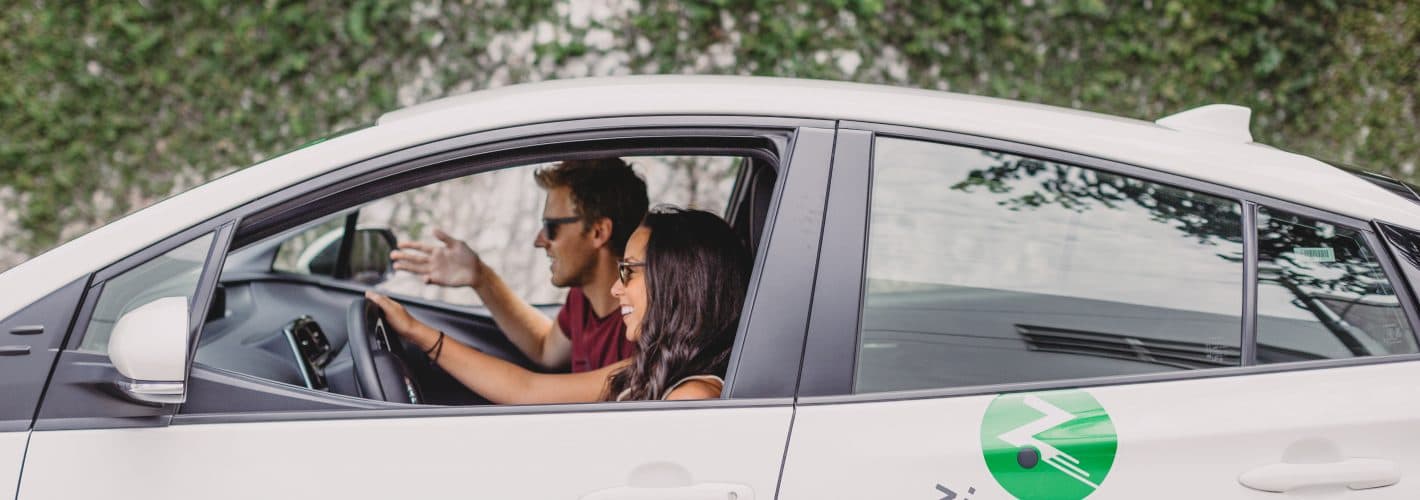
606, 207, 752, 401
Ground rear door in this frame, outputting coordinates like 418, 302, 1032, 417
18, 120, 836, 499
778, 126, 1420, 499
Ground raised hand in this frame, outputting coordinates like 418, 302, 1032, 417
390, 228, 483, 288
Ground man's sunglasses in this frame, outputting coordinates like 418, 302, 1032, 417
541, 216, 582, 240
617, 260, 645, 285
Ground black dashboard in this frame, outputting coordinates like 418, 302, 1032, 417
282, 316, 333, 391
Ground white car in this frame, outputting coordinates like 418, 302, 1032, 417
3, 76, 1419, 499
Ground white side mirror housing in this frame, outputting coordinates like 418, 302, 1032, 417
108, 296, 190, 404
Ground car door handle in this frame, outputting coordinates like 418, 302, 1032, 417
580, 483, 752, 500
0, 345, 31, 356
1239, 458, 1400, 492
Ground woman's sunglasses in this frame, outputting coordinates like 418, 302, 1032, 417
617, 260, 645, 285
541, 216, 582, 240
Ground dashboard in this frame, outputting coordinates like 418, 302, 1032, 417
282, 316, 333, 391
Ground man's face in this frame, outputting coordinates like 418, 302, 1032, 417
534, 186, 599, 287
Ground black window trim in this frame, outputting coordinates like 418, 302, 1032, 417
233, 129, 793, 249
37, 224, 233, 431
174, 396, 798, 425
797, 129, 871, 397
1241, 201, 1261, 365
66, 225, 234, 352
799, 120, 1420, 405
798, 353, 1420, 407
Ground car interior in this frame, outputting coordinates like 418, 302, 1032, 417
181, 149, 779, 413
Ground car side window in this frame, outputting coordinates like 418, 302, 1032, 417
855, 137, 1245, 394
364, 156, 742, 306
190, 154, 753, 406
272, 213, 347, 276
1255, 207, 1418, 362
79, 232, 215, 353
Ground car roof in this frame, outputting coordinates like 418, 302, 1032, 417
3, 75, 1416, 319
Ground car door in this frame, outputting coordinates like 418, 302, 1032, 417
778, 126, 1420, 499
17, 119, 837, 499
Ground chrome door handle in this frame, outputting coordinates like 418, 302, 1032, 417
580, 483, 752, 500
1239, 458, 1400, 492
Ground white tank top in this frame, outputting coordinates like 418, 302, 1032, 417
616, 374, 725, 401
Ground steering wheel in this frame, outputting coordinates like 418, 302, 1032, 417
345, 298, 423, 404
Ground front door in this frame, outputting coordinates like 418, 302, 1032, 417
22, 406, 793, 499
18, 122, 837, 499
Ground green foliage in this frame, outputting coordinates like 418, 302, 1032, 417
623, 0, 1416, 174
0, 0, 1415, 263
0, 1, 560, 257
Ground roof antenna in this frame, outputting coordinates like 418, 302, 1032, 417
1156, 104, 1253, 143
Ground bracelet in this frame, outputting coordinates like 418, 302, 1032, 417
425, 331, 446, 364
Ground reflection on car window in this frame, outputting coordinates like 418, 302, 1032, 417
1255, 208, 1418, 362
856, 138, 1244, 394
81, 233, 214, 353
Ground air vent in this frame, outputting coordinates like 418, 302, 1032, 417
1156, 104, 1253, 143
1017, 324, 1239, 369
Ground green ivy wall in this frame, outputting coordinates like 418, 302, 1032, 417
1, 0, 1415, 268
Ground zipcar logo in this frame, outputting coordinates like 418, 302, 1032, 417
980, 390, 1118, 500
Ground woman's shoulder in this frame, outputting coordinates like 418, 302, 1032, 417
664, 375, 724, 401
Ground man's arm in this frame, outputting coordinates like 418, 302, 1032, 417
391, 229, 570, 370
469, 266, 572, 369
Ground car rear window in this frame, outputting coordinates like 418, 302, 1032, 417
1254, 207, 1419, 362
855, 137, 1246, 393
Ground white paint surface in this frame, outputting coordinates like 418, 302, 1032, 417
19, 405, 790, 499
779, 361, 1420, 498
0, 432, 25, 500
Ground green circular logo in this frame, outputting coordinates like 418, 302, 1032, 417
981, 390, 1117, 500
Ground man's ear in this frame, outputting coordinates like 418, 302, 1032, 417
588, 217, 614, 249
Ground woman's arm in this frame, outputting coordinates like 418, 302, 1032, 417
366, 291, 625, 405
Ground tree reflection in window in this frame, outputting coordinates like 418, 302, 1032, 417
947, 150, 1416, 361
1255, 208, 1417, 361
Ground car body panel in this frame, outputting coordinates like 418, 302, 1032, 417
0, 432, 24, 500
3, 76, 1414, 322
779, 361, 1420, 498
19, 406, 792, 499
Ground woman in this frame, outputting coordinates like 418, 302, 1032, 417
365, 206, 751, 403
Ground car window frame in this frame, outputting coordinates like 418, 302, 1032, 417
795, 121, 1420, 405
161, 116, 838, 425
34, 222, 234, 430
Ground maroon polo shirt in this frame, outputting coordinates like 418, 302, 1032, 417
559, 287, 636, 372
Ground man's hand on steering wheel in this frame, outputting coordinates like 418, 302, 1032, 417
364, 290, 439, 350
389, 229, 485, 288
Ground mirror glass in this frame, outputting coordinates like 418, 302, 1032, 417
348, 228, 396, 284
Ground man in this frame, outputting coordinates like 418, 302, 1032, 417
389, 158, 648, 372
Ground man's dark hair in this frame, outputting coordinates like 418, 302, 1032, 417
534, 158, 649, 256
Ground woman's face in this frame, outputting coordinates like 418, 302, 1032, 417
610, 226, 650, 342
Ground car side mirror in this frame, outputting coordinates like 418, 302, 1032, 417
291, 226, 396, 284
108, 296, 190, 405
346, 228, 397, 285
